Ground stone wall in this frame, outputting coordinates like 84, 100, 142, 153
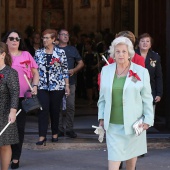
0, 0, 114, 37
0, 0, 34, 38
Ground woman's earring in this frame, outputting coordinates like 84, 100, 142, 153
113, 57, 116, 60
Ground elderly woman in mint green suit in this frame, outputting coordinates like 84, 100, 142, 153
98, 37, 154, 170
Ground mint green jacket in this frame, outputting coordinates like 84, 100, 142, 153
98, 62, 154, 135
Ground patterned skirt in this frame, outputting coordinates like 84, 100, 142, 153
0, 118, 19, 146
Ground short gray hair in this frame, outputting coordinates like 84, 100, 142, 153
108, 37, 135, 59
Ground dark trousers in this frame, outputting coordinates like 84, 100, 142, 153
11, 98, 26, 160
59, 85, 75, 132
38, 90, 64, 137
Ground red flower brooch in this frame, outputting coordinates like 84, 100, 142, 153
20, 60, 30, 68
0, 74, 4, 83
0, 74, 4, 79
50, 58, 60, 66
129, 70, 141, 83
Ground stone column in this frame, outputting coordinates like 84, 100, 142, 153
96, 0, 102, 31
5, 0, 9, 32
67, 0, 73, 31
134, 0, 138, 36
166, 0, 170, 129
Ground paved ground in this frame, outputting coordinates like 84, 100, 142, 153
9, 148, 170, 170
8, 98, 170, 170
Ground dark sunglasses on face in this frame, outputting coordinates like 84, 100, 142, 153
8, 37, 21, 42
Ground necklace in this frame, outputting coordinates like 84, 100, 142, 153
0, 64, 6, 70
116, 64, 129, 78
10, 51, 21, 56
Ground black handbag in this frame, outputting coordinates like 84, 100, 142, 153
22, 90, 42, 113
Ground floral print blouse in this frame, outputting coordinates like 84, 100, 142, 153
34, 46, 69, 91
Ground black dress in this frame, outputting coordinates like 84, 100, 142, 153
0, 66, 19, 146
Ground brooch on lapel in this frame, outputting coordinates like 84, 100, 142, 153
20, 60, 30, 68
150, 58, 156, 67
129, 70, 141, 83
0, 74, 4, 83
50, 58, 60, 67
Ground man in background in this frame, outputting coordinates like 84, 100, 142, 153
57, 28, 84, 138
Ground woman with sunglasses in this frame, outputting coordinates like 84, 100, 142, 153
2, 30, 39, 169
0, 42, 19, 170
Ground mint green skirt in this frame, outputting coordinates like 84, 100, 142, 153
106, 123, 147, 161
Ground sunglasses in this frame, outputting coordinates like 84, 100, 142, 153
8, 37, 21, 42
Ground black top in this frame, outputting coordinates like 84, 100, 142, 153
57, 45, 82, 85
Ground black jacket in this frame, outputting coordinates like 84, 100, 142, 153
135, 49, 163, 101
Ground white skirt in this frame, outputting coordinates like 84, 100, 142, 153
106, 123, 147, 161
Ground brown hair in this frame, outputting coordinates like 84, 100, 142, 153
42, 29, 57, 41
115, 31, 136, 45
0, 42, 12, 66
2, 29, 27, 51
138, 33, 153, 45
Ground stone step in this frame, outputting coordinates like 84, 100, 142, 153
23, 134, 170, 150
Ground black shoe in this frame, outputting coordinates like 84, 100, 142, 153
36, 138, 46, 146
11, 161, 19, 169
52, 137, 58, 142
58, 130, 65, 137
119, 162, 123, 169
66, 131, 77, 138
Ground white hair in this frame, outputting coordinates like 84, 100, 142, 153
108, 36, 135, 59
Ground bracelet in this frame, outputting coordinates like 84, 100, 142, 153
32, 85, 38, 87
65, 84, 69, 86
